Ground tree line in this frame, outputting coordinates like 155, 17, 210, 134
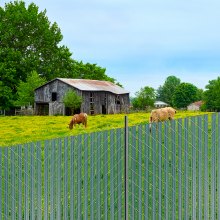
0, 1, 120, 110
132, 75, 220, 112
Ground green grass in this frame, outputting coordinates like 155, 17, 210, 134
0, 111, 213, 147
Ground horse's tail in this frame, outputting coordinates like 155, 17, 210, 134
84, 113, 88, 127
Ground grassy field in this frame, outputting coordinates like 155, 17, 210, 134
0, 110, 217, 219
0, 111, 213, 147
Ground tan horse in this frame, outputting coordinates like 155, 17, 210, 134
149, 107, 177, 132
69, 113, 88, 129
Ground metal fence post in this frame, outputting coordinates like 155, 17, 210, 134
125, 116, 128, 220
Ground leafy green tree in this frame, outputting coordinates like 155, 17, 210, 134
15, 71, 46, 107
0, 81, 14, 110
71, 61, 117, 82
196, 88, 204, 100
132, 86, 156, 110
203, 77, 220, 111
156, 76, 181, 106
172, 83, 198, 108
0, 1, 122, 110
0, 1, 73, 109
63, 90, 82, 115
156, 85, 163, 100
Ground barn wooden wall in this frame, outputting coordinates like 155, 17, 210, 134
35, 79, 130, 115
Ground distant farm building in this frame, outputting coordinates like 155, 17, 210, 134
187, 101, 203, 111
34, 78, 130, 115
154, 101, 169, 108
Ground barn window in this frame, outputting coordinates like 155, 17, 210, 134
52, 92, 57, 101
90, 92, 94, 103
116, 95, 120, 105
90, 92, 95, 115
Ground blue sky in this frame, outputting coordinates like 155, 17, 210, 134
1, 0, 220, 96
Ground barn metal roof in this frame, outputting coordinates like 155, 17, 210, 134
188, 101, 203, 107
57, 78, 129, 94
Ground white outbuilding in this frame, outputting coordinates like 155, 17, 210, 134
154, 101, 169, 108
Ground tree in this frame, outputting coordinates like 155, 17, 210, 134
172, 83, 198, 108
15, 71, 46, 107
63, 90, 82, 115
196, 88, 204, 100
156, 76, 181, 106
132, 86, 156, 110
156, 85, 163, 100
72, 61, 118, 82
203, 77, 220, 111
0, 1, 75, 109
0, 81, 14, 110
0, 1, 122, 110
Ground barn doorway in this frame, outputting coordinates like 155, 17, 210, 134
35, 103, 49, 115
102, 105, 107, 114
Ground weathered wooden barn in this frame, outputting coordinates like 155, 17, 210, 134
34, 78, 130, 115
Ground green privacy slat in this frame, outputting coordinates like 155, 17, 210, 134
104, 131, 108, 220
191, 117, 196, 220
198, 117, 202, 220
110, 130, 115, 220
77, 135, 82, 220
164, 121, 169, 220
124, 117, 129, 220
0, 148, 2, 220
131, 126, 136, 220
4, 148, 9, 219
158, 122, 162, 220
117, 128, 122, 220
138, 125, 142, 220
30, 143, 35, 220
211, 114, 216, 220
70, 136, 75, 220
204, 114, 209, 219
177, 119, 182, 220
24, 144, 29, 220
57, 139, 62, 219
18, 145, 22, 220
84, 134, 88, 220
184, 118, 189, 220
37, 142, 42, 220
144, 124, 150, 220
64, 137, 69, 220
29, 145, 32, 219
50, 140, 55, 220
44, 141, 49, 220
218, 113, 220, 220
152, 122, 156, 220
90, 133, 94, 220
97, 132, 101, 220
10, 147, 15, 220
171, 120, 176, 220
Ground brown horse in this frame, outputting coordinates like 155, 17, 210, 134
69, 113, 88, 130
